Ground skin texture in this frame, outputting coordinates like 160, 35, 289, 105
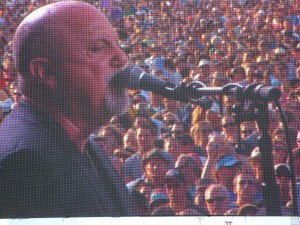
144, 158, 169, 187
234, 173, 257, 206
13, 1, 129, 150
136, 127, 155, 154
205, 184, 230, 215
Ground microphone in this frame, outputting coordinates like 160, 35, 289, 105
113, 65, 187, 101
113, 65, 281, 103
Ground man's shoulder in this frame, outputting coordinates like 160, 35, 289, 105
125, 152, 141, 162
0, 103, 71, 161
151, 204, 174, 216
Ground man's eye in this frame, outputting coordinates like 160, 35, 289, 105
90, 46, 105, 52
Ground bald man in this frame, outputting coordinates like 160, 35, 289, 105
0, 1, 135, 217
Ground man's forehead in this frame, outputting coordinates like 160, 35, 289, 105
207, 188, 224, 196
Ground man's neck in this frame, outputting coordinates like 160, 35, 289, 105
52, 114, 89, 152
170, 200, 186, 214
25, 97, 92, 151
237, 196, 252, 207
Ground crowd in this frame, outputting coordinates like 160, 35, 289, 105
1, 0, 300, 216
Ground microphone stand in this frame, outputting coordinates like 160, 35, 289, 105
166, 81, 283, 215
256, 102, 281, 215
231, 84, 281, 215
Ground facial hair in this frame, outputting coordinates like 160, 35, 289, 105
104, 84, 130, 117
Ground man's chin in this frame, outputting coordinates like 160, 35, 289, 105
105, 88, 130, 116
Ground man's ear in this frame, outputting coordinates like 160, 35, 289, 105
29, 58, 57, 88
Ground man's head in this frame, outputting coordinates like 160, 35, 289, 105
205, 184, 230, 215
240, 122, 256, 139
142, 149, 172, 186
190, 121, 213, 147
175, 154, 202, 186
165, 169, 187, 205
136, 123, 157, 154
221, 116, 237, 137
233, 172, 257, 205
214, 155, 241, 187
13, 1, 129, 129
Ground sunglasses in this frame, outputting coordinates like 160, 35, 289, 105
205, 196, 226, 204
241, 130, 253, 134
238, 180, 256, 185
222, 122, 236, 128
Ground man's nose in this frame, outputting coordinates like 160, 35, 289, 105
111, 46, 128, 68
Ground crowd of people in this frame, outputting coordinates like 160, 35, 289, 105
1, 0, 300, 216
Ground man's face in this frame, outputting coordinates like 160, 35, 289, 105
216, 165, 239, 184
205, 187, 229, 215
192, 125, 212, 146
240, 123, 255, 139
144, 158, 169, 186
123, 132, 137, 151
170, 123, 184, 139
54, 5, 129, 126
222, 118, 237, 136
235, 173, 257, 201
200, 65, 210, 77
137, 127, 154, 154
164, 138, 180, 159
166, 181, 187, 204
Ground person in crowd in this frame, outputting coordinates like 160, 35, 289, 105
190, 120, 213, 157
194, 178, 215, 211
152, 169, 204, 216
193, 58, 211, 85
275, 163, 292, 206
221, 115, 238, 147
123, 129, 138, 153
226, 172, 263, 215
127, 149, 173, 203
0, 1, 135, 217
123, 123, 158, 183
175, 154, 202, 200
248, 147, 265, 185
212, 154, 242, 204
205, 184, 231, 215
237, 121, 259, 156
229, 66, 246, 84
96, 124, 124, 157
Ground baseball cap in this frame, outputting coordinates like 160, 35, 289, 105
248, 147, 261, 161
274, 47, 286, 54
274, 163, 291, 178
215, 155, 241, 170
165, 169, 186, 185
211, 71, 228, 80
198, 59, 210, 68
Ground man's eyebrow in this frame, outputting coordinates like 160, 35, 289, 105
93, 37, 110, 45
93, 37, 118, 47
